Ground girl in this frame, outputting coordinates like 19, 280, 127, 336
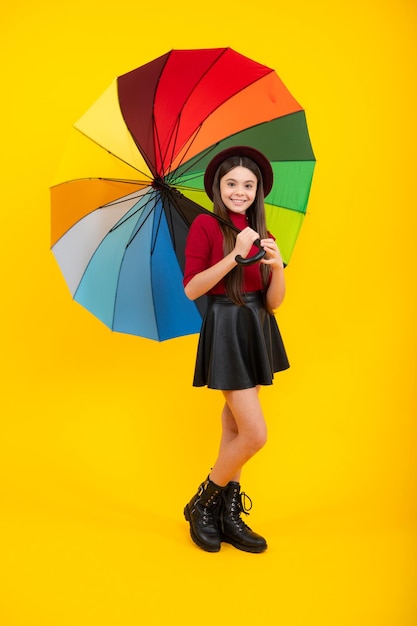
183, 146, 289, 553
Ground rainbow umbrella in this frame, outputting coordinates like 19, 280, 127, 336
51, 48, 315, 341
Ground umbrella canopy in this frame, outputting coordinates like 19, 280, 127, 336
51, 48, 315, 341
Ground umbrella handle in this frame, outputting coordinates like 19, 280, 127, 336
235, 239, 266, 266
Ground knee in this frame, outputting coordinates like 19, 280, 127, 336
244, 426, 267, 456
223, 412, 239, 437
254, 428, 268, 452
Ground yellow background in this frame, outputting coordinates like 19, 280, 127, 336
1, 1, 416, 624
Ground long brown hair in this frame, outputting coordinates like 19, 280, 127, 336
211, 156, 271, 306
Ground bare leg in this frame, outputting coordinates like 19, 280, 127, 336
217, 402, 241, 483
210, 386, 266, 486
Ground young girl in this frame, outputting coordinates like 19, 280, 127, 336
182, 146, 289, 553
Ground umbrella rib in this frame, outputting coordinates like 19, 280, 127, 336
150, 198, 164, 256
109, 190, 156, 239
93, 176, 150, 184
163, 116, 183, 178
167, 125, 207, 180
161, 189, 182, 253
149, 205, 165, 340
110, 191, 161, 333
168, 142, 218, 186
150, 51, 173, 179
104, 192, 149, 210
51, 176, 151, 190
153, 109, 165, 179
74, 127, 154, 182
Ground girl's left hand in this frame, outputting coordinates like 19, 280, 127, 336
260, 238, 284, 270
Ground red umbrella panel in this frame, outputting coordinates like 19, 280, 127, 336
51, 48, 315, 340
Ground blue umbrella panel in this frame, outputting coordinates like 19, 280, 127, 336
52, 187, 205, 341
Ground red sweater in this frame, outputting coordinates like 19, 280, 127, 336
183, 211, 272, 295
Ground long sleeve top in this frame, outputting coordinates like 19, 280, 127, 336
183, 211, 271, 295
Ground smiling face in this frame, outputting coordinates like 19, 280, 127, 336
219, 166, 258, 215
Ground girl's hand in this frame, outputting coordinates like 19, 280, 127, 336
233, 227, 261, 260
260, 238, 284, 270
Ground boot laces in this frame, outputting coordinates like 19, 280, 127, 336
228, 489, 253, 529
201, 504, 220, 526
196, 481, 221, 525
239, 491, 253, 515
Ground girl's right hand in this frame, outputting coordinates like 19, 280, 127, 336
233, 227, 260, 260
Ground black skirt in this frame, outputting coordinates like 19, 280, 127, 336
193, 291, 289, 390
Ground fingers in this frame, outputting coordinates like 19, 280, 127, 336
260, 237, 275, 247
236, 227, 260, 247
260, 238, 277, 254
260, 238, 284, 268
235, 227, 260, 259
238, 227, 260, 242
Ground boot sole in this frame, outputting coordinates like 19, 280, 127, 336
183, 506, 221, 553
220, 535, 267, 554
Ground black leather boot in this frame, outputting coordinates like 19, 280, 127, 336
219, 482, 267, 553
184, 477, 224, 552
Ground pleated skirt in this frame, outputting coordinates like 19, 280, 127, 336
193, 291, 290, 390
